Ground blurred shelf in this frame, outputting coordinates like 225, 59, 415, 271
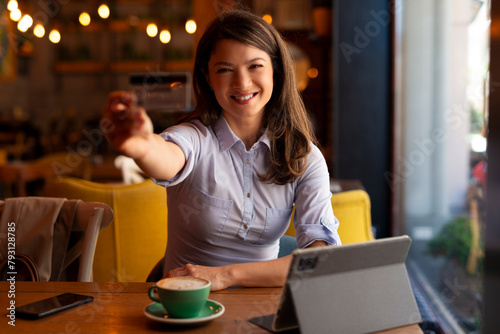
108, 20, 150, 32
55, 61, 107, 73
163, 60, 193, 71
106, 60, 193, 73
110, 61, 160, 72
54, 60, 193, 74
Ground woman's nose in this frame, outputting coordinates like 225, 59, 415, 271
232, 70, 252, 89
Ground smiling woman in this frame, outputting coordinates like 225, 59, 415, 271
102, 9, 340, 292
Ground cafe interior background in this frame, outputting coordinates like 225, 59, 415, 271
1, 0, 498, 332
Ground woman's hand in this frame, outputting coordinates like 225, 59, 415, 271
164, 254, 295, 292
101, 91, 154, 160
164, 264, 233, 291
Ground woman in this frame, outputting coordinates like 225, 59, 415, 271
102, 10, 341, 291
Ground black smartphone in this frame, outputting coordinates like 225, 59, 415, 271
16, 293, 94, 319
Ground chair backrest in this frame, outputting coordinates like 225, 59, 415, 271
285, 189, 374, 244
72, 202, 114, 281
44, 177, 168, 282
0, 197, 112, 282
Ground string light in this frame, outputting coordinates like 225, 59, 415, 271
7, 0, 18, 11
185, 19, 196, 34
17, 14, 33, 32
33, 24, 45, 38
79, 12, 91, 26
10, 8, 21, 21
49, 29, 61, 43
159, 29, 171, 44
98, 4, 110, 19
7, 3, 198, 45
146, 23, 158, 37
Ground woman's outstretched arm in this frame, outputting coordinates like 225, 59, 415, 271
102, 91, 185, 180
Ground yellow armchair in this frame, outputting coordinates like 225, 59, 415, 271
285, 189, 374, 244
44, 177, 168, 282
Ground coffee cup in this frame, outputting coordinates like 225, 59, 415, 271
148, 277, 211, 318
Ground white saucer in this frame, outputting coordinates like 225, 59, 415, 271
144, 300, 225, 325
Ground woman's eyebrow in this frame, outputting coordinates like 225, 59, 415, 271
212, 57, 268, 67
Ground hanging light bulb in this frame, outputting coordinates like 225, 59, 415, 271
159, 29, 171, 44
10, 8, 22, 21
17, 14, 33, 32
185, 19, 196, 34
49, 29, 61, 43
33, 24, 45, 38
146, 23, 158, 37
262, 14, 272, 24
79, 12, 91, 26
7, 0, 18, 11
98, 4, 110, 19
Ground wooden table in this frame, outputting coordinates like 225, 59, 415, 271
0, 153, 92, 198
0, 163, 58, 197
0, 282, 423, 334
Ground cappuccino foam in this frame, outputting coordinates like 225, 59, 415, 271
158, 277, 208, 290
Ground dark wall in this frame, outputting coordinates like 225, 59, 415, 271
333, 0, 392, 237
483, 1, 500, 333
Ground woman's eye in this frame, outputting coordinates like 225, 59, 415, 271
216, 68, 231, 73
250, 64, 263, 69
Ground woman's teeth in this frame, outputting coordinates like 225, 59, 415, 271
234, 93, 255, 101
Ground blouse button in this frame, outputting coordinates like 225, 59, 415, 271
246, 193, 251, 198
245, 159, 250, 164
243, 224, 248, 229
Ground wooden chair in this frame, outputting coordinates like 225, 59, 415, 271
285, 189, 374, 244
44, 176, 168, 282
0, 198, 113, 282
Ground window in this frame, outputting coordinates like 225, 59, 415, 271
395, 1, 490, 332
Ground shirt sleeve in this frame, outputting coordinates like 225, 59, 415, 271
293, 144, 342, 248
152, 120, 206, 187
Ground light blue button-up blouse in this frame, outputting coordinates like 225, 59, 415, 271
154, 116, 341, 273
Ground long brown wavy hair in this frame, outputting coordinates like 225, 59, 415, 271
178, 10, 317, 185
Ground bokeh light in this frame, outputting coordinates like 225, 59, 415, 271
10, 8, 22, 21
98, 4, 110, 19
49, 29, 61, 43
185, 19, 197, 34
146, 23, 158, 37
262, 14, 272, 24
307, 68, 319, 79
33, 24, 45, 38
17, 14, 33, 32
7, 1, 18, 11
79, 12, 91, 26
159, 30, 171, 44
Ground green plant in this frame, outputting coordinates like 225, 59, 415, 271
428, 215, 480, 271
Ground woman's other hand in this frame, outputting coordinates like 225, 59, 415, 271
165, 263, 232, 291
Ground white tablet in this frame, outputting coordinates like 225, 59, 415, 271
249, 235, 421, 334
